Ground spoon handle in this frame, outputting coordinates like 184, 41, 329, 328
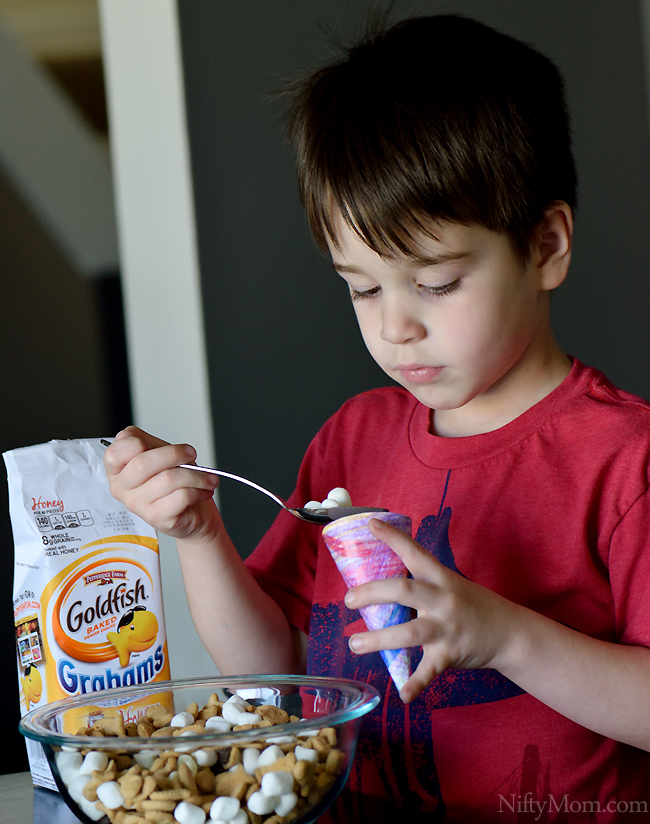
101, 442, 383, 523
101, 440, 298, 518
179, 464, 289, 510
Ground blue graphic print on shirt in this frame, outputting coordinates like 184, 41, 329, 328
307, 471, 524, 815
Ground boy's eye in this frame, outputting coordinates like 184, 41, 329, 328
350, 285, 381, 302
419, 279, 462, 298
349, 279, 462, 302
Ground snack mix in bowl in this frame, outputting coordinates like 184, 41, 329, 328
20, 674, 380, 824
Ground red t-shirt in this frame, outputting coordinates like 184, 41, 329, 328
246, 360, 650, 822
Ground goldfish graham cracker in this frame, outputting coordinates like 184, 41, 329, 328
5, 439, 171, 789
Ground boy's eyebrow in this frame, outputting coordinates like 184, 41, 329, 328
332, 251, 470, 273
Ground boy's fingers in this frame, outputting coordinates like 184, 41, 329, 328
400, 653, 446, 703
345, 575, 425, 612
104, 427, 167, 474
149, 485, 217, 523
347, 622, 448, 704
114, 426, 171, 449
367, 518, 445, 581
104, 432, 196, 483
348, 616, 436, 656
144, 464, 219, 505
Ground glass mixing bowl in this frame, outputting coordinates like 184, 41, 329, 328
20, 674, 381, 824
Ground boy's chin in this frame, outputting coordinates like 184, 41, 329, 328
389, 376, 468, 412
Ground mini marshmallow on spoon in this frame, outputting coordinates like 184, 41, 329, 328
304, 487, 353, 512
304, 488, 388, 521
314, 505, 388, 521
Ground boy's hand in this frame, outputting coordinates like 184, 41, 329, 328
103, 426, 222, 542
344, 518, 523, 704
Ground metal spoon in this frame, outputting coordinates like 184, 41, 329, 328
100, 440, 386, 524
178, 463, 388, 524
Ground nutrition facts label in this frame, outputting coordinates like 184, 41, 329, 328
101, 511, 137, 532
35, 510, 94, 532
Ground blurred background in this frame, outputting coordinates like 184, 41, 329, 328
2, 0, 650, 773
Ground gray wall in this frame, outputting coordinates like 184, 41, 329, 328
178, 0, 650, 556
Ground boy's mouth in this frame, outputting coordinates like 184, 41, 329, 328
395, 364, 444, 384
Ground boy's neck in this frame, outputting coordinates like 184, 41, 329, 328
431, 337, 571, 438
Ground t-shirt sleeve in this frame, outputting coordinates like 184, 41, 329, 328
609, 483, 650, 647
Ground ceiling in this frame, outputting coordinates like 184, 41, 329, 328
0, 0, 100, 62
0, 0, 106, 132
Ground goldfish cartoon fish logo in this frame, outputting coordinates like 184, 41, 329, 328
21, 664, 42, 711
107, 605, 158, 667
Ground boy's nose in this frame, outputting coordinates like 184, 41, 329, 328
380, 297, 426, 344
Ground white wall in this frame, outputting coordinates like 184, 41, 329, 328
98, 0, 217, 678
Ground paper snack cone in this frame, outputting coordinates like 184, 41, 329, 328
322, 511, 412, 692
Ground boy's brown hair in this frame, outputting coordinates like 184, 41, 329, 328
285, 14, 577, 262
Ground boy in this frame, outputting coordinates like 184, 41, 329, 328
104, 15, 650, 822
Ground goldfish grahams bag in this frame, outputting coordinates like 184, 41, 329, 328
5, 438, 171, 789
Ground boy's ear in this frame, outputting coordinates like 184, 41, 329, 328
534, 201, 573, 291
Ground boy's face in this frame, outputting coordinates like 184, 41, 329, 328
329, 215, 567, 433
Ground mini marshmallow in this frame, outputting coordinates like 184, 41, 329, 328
54, 750, 79, 768
66, 773, 91, 804
77, 795, 106, 821
221, 702, 245, 725
178, 754, 198, 775
305, 487, 352, 512
96, 780, 125, 810
223, 694, 249, 709
327, 487, 352, 506
133, 749, 157, 769
170, 711, 195, 727
265, 734, 294, 744
55, 750, 83, 784
79, 750, 109, 775
242, 747, 260, 775
209, 795, 241, 820
205, 715, 231, 733
174, 730, 196, 752
234, 710, 260, 727
174, 800, 207, 824
194, 748, 218, 767
296, 728, 318, 739
274, 791, 299, 817
261, 770, 294, 797
257, 744, 284, 768
247, 790, 279, 816
295, 745, 318, 762
175, 729, 197, 752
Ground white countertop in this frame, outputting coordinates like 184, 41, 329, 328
0, 772, 82, 823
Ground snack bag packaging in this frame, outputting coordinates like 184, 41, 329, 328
5, 439, 171, 789
322, 511, 412, 693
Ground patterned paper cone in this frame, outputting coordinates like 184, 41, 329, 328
322, 511, 412, 692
